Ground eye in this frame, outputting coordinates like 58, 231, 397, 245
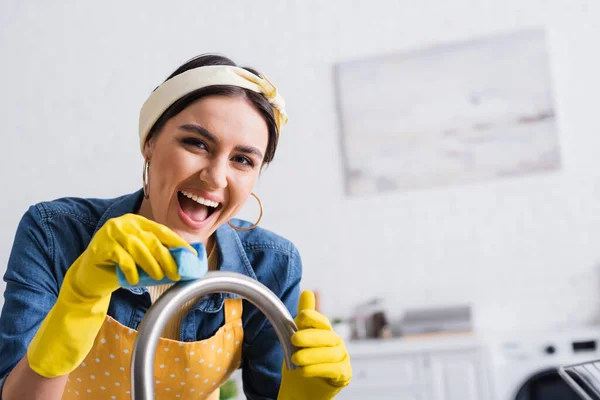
232, 155, 255, 168
181, 137, 208, 150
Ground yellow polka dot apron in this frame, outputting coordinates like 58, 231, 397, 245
63, 298, 243, 400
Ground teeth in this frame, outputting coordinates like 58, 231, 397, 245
180, 191, 219, 208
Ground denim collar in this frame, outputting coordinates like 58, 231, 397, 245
95, 189, 257, 313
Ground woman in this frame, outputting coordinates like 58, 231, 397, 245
0, 54, 351, 400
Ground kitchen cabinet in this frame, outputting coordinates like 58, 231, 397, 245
338, 336, 492, 400
339, 387, 429, 400
429, 350, 489, 400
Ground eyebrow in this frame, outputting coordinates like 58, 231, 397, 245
179, 124, 264, 160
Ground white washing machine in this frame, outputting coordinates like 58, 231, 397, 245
487, 326, 600, 400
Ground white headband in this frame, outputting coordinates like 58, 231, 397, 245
139, 65, 288, 153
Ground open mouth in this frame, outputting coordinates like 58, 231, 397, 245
177, 190, 221, 224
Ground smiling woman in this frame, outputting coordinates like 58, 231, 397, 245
0, 54, 352, 400
139, 93, 270, 243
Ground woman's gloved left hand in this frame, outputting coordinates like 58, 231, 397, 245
278, 291, 352, 400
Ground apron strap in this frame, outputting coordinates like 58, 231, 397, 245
224, 298, 243, 323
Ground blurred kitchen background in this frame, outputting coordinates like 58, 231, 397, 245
2, 0, 600, 399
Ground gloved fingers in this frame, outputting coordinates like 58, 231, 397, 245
295, 309, 332, 331
110, 243, 140, 285
119, 234, 167, 281
297, 290, 316, 312
292, 345, 347, 366
291, 329, 341, 348
132, 215, 197, 254
137, 231, 181, 281
300, 359, 351, 384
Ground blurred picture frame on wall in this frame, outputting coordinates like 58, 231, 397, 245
334, 28, 560, 196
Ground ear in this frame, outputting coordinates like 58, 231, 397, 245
142, 137, 156, 161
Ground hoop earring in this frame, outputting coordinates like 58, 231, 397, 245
142, 160, 150, 199
228, 193, 263, 231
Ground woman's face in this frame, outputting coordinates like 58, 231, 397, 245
141, 95, 269, 244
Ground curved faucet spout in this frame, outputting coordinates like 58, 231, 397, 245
130, 271, 299, 399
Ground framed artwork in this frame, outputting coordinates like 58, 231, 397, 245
335, 29, 560, 195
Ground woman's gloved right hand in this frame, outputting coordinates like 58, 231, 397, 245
27, 213, 195, 378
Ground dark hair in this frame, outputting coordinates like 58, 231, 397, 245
145, 54, 279, 165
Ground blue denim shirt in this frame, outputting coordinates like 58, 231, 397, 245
0, 189, 302, 399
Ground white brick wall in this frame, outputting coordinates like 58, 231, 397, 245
1, 0, 599, 333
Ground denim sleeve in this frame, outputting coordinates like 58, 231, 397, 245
241, 247, 302, 400
0, 205, 58, 388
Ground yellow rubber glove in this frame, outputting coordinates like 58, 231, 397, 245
27, 213, 195, 378
278, 291, 352, 400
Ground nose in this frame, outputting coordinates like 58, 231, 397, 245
198, 158, 227, 190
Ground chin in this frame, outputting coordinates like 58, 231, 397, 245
174, 229, 206, 245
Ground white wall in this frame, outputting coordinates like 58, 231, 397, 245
1, 0, 599, 334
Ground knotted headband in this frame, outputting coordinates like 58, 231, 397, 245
139, 65, 288, 152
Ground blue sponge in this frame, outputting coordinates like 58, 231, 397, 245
116, 242, 208, 288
